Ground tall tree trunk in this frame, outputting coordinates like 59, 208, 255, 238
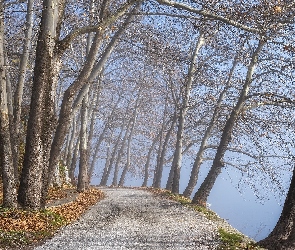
69, 137, 80, 184
258, 165, 295, 249
12, 0, 34, 181
183, 56, 238, 198
4, 57, 15, 177
152, 95, 168, 187
192, 39, 266, 206
0, 0, 17, 208
85, 85, 101, 184
18, 0, 59, 210
77, 93, 89, 192
88, 97, 120, 182
99, 144, 112, 186
88, 128, 106, 182
118, 119, 136, 186
142, 133, 161, 187
118, 96, 141, 186
154, 112, 177, 188
100, 143, 118, 186
166, 147, 176, 190
112, 119, 132, 186
100, 131, 124, 186
46, 31, 104, 199
168, 33, 205, 194
66, 117, 77, 168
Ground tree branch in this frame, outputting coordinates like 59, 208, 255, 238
245, 92, 295, 109
4, 0, 26, 7
57, 0, 142, 54
155, 0, 262, 34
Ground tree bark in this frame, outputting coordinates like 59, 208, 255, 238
66, 117, 77, 168
18, 0, 59, 209
77, 93, 89, 192
0, 0, 17, 208
258, 165, 295, 249
69, 137, 79, 185
4, 56, 15, 178
192, 39, 266, 206
12, 0, 34, 181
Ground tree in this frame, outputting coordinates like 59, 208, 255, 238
169, 32, 205, 194
192, 39, 266, 205
17, 0, 64, 209
12, 0, 34, 181
153, 112, 176, 188
183, 54, 239, 198
0, 0, 17, 208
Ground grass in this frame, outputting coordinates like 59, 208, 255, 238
217, 228, 261, 250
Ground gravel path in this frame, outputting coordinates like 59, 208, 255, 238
35, 188, 222, 250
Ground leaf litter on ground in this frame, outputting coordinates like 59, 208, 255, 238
0, 186, 105, 249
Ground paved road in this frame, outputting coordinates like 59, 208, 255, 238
35, 188, 220, 250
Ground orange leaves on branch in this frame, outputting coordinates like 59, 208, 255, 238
273, 6, 282, 14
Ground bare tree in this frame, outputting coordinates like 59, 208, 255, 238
192, 39, 266, 205
166, 33, 205, 193
183, 55, 238, 198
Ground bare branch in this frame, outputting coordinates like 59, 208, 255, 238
245, 92, 295, 109
57, 0, 142, 54
155, 0, 262, 34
